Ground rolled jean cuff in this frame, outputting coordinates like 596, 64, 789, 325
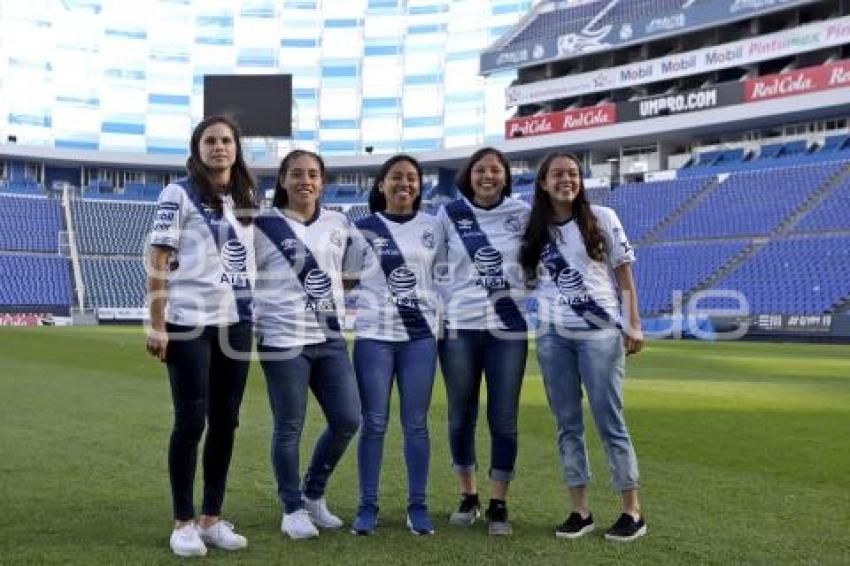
614, 480, 640, 492
489, 467, 514, 482
452, 463, 476, 474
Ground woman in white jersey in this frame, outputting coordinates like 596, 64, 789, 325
437, 147, 530, 536
146, 115, 256, 557
519, 151, 646, 542
346, 154, 443, 536
253, 150, 360, 540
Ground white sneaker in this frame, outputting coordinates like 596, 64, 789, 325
282, 509, 320, 539
198, 520, 247, 550
303, 496, 344, 529
170, 523, 207, 557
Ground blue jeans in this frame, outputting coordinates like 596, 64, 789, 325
438, 330, 527, 482
353, 337, 437, 508
535, 326, 640, 491
259, 339, 361, 514
165, 321, 252, 521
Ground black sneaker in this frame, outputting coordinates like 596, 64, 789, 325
485, 500, 512, 536
604, 513, 647, 542
448, 493, 481, 526
555, 512, 595, 539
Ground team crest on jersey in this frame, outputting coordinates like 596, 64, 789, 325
220, 239, 250, 286
304, 268, 336, 311
472, 246, 508, 289
329, 228, 343, 248
504, 213, 522, 233
281, 238, 298, 251
386, 265, 419, 307
421, 229, 435, 249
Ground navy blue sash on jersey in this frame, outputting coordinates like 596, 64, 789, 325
254, 211, 341, 334
445, 200, 527, 332
177, 179, 252, 322
540, 235, 618, 330
355, 214, 433, 340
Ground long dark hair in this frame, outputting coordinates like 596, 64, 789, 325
186, 115, 257, 225
520, 151, 606, 283
272, 149, 326, 209
455, 146, 513, 201
368, 154, 423, 213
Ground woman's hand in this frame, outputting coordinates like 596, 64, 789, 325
146, 328, 168, 362
623, 327, 644, 356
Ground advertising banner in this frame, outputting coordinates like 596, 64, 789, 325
618, 82, 745, 121
481, 0, 814, 74
505, 14, 850, 106
504, 104, 617, 139
745, 59, 850, 101
0, 312, 54, 326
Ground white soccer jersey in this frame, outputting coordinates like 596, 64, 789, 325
148, 180, 255, 327
437, 196, 530, 332
253, 207, 351, 348
532, 205, 635, 329
346, 211, 444, 341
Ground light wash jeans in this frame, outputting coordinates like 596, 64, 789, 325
535, 325, 639, 491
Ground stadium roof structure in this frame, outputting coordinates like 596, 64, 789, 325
480, 0, 819, 75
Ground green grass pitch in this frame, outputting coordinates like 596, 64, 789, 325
1, 327, 849, 564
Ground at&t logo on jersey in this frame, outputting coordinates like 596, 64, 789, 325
304, 268, 336, 312
220, 239, 250, 286
387, 265, 419, 307
473, 246, 508, 290
556, 267, 591, 306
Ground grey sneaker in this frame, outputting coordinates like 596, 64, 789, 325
485, 501, 512, 536
448, 494, 481, 526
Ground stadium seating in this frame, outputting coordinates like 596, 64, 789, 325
680, 140, 850, 175
80, 257, 146, 309
0, 178, 43, 195
325, 184, 365, 204
793, 176, 850, 233
701, 235, 850, 315
657, 163, 843, 240
0, 195, 62, 252
0, 255, 72, 307
70, 199, 156, 310
346, 204, 371, 223
71, 199, 156, 255
634, 240, 750, 314
602, 177, 708, 242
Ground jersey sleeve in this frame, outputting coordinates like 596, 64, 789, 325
433, 207, 450, 284
342, 220, 368, 279
149, 184, 186, 249
600, 207, 635, 269
252, 216, 273, 272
